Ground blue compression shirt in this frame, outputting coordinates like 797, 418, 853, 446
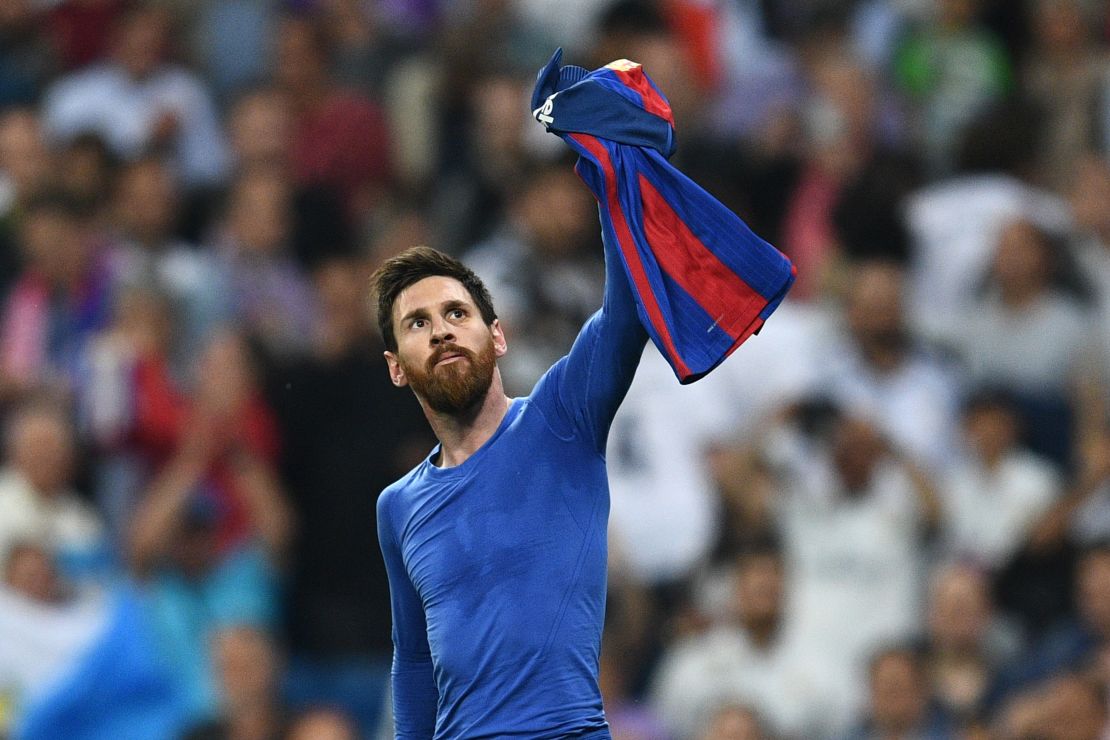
377, 231, 647, 738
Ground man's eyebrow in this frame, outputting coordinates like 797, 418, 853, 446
399, 299, 471, 326
399, 307, 431, 325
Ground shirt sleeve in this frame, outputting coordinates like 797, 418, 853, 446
530, 224, 648, 453
377, 492, 437, 737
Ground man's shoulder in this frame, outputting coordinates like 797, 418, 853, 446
377, 460, 430, 519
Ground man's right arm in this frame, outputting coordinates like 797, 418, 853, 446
377, 491, 437, 736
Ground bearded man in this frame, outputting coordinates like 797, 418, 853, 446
370, 50, 794, 739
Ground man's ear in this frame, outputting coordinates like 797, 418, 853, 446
491, 319, 508, 358
384, 351, 408, 387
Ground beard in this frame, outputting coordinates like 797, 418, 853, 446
402, 338, 497, 415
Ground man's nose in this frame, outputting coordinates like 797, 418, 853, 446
430, 318, 456, 344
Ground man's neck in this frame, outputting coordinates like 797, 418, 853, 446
425, 376, 513, 468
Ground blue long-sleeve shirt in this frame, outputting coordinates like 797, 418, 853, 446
377, 229, 647, 738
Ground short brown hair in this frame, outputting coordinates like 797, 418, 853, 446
370, 246, 497, 352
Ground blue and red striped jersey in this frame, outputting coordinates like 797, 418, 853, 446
531, 49, 796, 383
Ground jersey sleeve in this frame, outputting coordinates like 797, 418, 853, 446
530, 223, 648, 453
377, 491, 438, 736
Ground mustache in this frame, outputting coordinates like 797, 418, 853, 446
427, 343, 476, 371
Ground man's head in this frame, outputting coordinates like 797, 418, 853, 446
1077, 542, 1110, 639
844, 260, 908, 364
371, 247, 505, 415
3, 541, 62, 604
831, 415, 885, 495
211, 625, 280, 713
731, 538, 785, 638
961, 388, 1022, 464
868, 646, 930, 735
927, 562, 993, 653
19, 191, 92, 287
110, 5, 171, 80
226, 165, 292, 257
5, 400, 76, 497
113, 156, 179, 247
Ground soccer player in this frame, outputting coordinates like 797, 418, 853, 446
371, 51, 793, 738
372, 234, 645, 737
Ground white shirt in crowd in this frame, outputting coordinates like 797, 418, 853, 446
651, 619, 836, 740
0, 470, 104, 574
606, 343, 731, 584
42, 63, 230, 187
904, 173, 1071, 344
768, 427, 926, 718
939, 450, 1061, 569
820, 341, 961, 472
606, 301, 828, 584
953, 291, 1092, 397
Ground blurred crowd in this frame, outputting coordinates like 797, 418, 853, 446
3, 0, 1110, 738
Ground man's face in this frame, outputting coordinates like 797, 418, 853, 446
1077, 552, 1110, 638
385, 276, 506, 415
734, 554, 783, 632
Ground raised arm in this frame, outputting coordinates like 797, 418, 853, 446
530, 223, 648, 453
378, 493, 437, 737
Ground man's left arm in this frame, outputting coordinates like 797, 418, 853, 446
531, 225, 647, 454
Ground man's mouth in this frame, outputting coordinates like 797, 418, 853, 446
434, 351, 467, 367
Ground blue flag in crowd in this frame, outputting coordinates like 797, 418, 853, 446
532, 48, 796, 384
1, 585, 188, 740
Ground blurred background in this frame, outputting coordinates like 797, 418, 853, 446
2, 0, 1110, 738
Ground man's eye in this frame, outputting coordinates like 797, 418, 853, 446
411, 319, 426, 329
450, 309, 466, 319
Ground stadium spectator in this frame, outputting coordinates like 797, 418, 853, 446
938, 389, 1062, 568
605, 340, 735, 587
209, 166, 317, 361
698, 704, 768, 740
80, 284, 177, 543
182, 625, 287, 740
3, 541, 66, 605
998, 542, 1110, 694
0, 108, 51, 298
42, 4, 230, 188
818, 260, 961, 471
923, 563, 1019, 723
0, 400, 106, 588
949, 219, 1095, 466
779, 51, 896, 301
227, 88, 292, 173
54, 132, 117, 215
995, 673, 1109, 740
284, 707, 359, 740
275, 256, 431, 735
765, 409, 940, 720
651, 538, 835, 739
127, 360, 291, 724
845, 645, 954, 740
894, 0, 1012, 173
0, 1, 56, 107
274, 13, 392, 220
108, 156, 229, 364
903, 103, 1071, 344
1024, 0, 1110, 192
1070, 154, 1110, 391
0, 191, 112, 397
0, 107, 52, 217
429, 70, 544, 255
